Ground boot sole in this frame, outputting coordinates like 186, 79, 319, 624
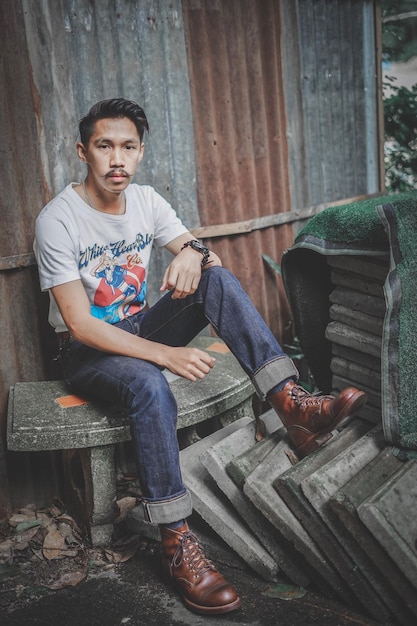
162, 571, 241, 615
184, 595, 241, 615
292, 390, 367, 458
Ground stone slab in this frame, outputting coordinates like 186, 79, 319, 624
180, 416, 279, 581
226, 410, 285, 488
331, 379, 381, 423
329, 303, 384, 337
273, 419, 372, 606
327, 255, 389, 281
358, 459, 417, 590
299, 426, 396, 621
332, 343, 381, 373
329, 286, 386, 317
243, 428, 353, 601
330, 448, 417, 623
331, 356, 381, 391
331, 375, 381, 410
325, 321, 382, 359
200, 412, 309, 587
353, 403, 381, 425
330, 268, 384, 298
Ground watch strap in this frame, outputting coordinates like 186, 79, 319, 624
181, 240, 211, 267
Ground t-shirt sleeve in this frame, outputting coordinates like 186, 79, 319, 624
34, 213, 81, 291
150, 189, 189, 248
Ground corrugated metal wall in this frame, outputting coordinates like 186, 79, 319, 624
182, 0, 294, 343
281, 0, 381, 225
0, 0, 381, 514
0, 0, 200, 514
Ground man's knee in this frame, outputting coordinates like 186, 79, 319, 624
127, 367, 176, 412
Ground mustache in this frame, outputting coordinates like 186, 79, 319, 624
105, 169, 132, 178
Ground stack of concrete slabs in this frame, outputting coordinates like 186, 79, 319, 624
295, 425, 404, 622
330, 447, 417, 624
180, 415, 279, 581
199, 411, 310, 587
358, 459, 417, 592
241, 423, 361, 602
273, 419, 373, 607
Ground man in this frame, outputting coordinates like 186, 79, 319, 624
34, 98, 366, 615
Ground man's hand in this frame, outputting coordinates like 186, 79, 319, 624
161, 233, 222, 299
162, 345, 216, 381
160, 246, 203, 298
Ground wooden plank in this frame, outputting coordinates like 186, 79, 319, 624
0, 253, 36, 271
191, 193, 382, 239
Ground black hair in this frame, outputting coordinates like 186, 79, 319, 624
79, 98, 149, 145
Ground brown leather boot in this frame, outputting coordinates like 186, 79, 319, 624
269, 381, 366, 458
160, 522, 241, 615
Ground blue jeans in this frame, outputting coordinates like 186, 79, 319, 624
62, 267, 297, 524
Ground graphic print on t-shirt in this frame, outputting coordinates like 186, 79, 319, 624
90, 253, 146, 323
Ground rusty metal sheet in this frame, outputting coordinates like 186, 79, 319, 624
183, 0, 295, 340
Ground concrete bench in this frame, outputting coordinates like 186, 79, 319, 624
7, 336, 254, 546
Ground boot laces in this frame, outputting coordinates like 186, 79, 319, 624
173, 531, 216, 578
291, 385, 330, 409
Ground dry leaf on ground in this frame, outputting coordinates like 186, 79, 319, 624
43, 525, 66, 560
114, 496, 137, 524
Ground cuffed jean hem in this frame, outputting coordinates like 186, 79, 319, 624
252, 355, 299, 400
142, 490, 193, 525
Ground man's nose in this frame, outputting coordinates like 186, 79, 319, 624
110, 148, 124, 166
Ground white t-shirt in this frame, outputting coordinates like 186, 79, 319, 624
34, 183, 188, 332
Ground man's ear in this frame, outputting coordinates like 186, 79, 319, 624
138, 142, 145, 163
76, 142, 88, 163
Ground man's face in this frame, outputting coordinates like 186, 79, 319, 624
77, 117, 144, 194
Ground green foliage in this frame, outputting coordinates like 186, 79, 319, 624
382, 0, 417, 63
382, 1, 417, 191
383, 79, 417, 192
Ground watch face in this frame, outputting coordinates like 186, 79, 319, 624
190, 241, 208, 253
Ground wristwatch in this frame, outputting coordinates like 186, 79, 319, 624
181, 240, 211, 267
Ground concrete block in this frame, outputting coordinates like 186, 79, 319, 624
329, 303, 384, 336
200, 412, 309, 587
327, 255, 389, 281
330, 268, 384, 298
354, 403, 382, 425
332, 343, 381, 373
332, 375, 381, 410
358, 459, 417, 590
330, 448, 417, 623
226, 410, 284, 488
331, 356, 381, 391
243, 429, 351, 601
273, 420, 372, 606
325, 321, 382, 359
299, 426, 395, 621
329, 286, 386, 317
180, 416, 279, 581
